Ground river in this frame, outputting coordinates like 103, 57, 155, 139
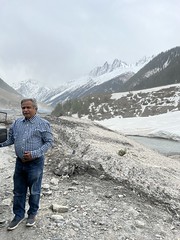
127, 135, 180, 156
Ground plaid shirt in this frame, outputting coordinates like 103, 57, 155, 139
0, 114, 53, 159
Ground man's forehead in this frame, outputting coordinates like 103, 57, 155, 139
21, 101, 33, 106
22, 101, 32, 105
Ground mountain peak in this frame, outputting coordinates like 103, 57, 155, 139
135, 55, 154, 66
12, 78, 51, 101
89, 59, 129, 77
89, 56, 152, 78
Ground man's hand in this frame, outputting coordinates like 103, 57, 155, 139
22, 151, 33, 162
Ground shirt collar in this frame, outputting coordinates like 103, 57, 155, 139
23, 114, 38, 123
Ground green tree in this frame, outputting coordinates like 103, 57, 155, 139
51, 103, 64, 116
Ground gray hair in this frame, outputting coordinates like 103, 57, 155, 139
21, 98, 38, 110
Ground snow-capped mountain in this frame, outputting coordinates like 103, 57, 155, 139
12, 56, 152, 106
12, 79, 71, 103
2, 46, 180, 119
89, 59, 129, 77
89, 56, 154, 78
12, 79, 51, 101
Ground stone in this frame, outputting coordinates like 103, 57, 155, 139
51, 204, 69, 213
51, 215, 64, 223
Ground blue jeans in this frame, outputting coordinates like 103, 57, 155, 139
13, 156, 44, 219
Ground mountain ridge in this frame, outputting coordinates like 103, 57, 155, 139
1, 46, 180, 118
122, 46, 180, 91
12, 55, 152, 106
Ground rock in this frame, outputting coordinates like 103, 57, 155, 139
71, 221, 81, 229
68, 186, 78, 191
0, 220, 6, 228
50, 186, 59, 191
135, 220, 146, 228
51, 215, 65, 223
51, 204, 69, 213
42, 183, 50, 190
50, 177, 59, 185
1, 198, 12, 206
43, 190, 52, 196
71, 180, 79, 185
104, 192, 113, 198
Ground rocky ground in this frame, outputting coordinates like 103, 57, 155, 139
0, 116, 180, 240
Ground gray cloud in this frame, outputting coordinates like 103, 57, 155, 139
0, 0, 179, 87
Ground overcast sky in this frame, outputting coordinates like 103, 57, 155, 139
0, 0, 179, 87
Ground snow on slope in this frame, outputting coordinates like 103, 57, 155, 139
96, 110, 180, 141
96, 82, 180, 142
111, 83, 180, 100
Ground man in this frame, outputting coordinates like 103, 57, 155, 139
0, 98, 53, 231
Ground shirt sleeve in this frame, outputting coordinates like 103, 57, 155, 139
30, 121, 54, 158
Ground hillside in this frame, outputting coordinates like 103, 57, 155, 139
122, 46, 180, 91
0, 78, 22, 112
51, 83, 180, 120
0, 116, 180, 239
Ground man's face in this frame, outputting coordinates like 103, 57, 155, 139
21, 101, 37, 119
